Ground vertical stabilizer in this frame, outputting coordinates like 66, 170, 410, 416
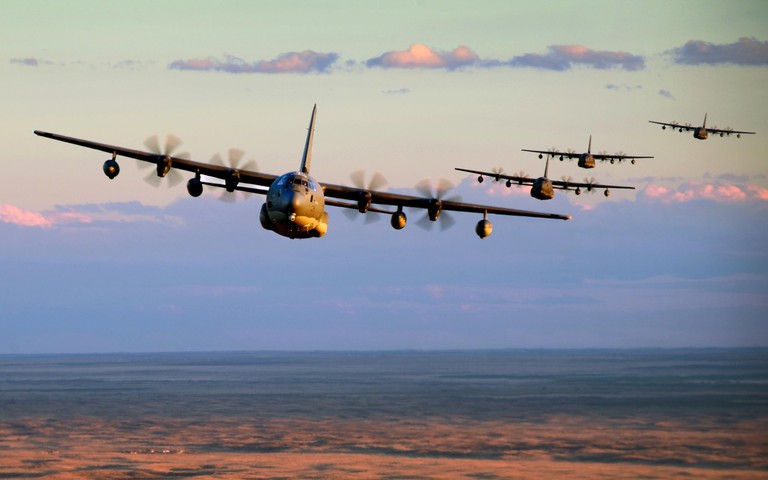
543, 154, 551, 178
300, 104, 317, 174
587, 135, 592, 154
703, 113, 708, 128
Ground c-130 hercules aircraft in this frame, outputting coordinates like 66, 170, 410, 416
35, 106, 570, 240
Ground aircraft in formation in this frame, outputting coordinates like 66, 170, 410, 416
648, 114, 756, 140
456, 152, 634, 200
521, 135, 654, 169
34, 105, 571, 240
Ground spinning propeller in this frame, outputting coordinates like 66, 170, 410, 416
141, 134, 189, 187
210, 148, 258, 202
344, 170, 389, 222
490, 167, 505, 182
414, 178, 462, 231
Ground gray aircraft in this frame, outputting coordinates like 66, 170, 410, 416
522, 135, 653, 169
648, 114, 756, 140
34, 105, 571, 240
456, 153, 634, 200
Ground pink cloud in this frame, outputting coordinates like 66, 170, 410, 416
641, 182, 768, 204
0, 204, 93, 228
365, 44, 480, 70
0, 204, 54, 227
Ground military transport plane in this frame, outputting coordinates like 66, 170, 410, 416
522, 135, 653, 169
456, 153, 634, 200
648, 114, 756, 140
34, 105, 571, 240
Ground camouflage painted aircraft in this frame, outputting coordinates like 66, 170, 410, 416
521, 135, 653, 169
648, 114, 756, 140
35, 106, 571, 240
456, 153, 634, 200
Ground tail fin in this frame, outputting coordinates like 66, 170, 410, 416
300, 104, 317, 174
703, 113, 707, 128
543, 154, 551, 178
587, 135, 592, 154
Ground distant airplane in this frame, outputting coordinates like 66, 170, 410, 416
648, 114, 756, 140
456, 153, 634, 200
521, 135, 654, 169
34, 105, 571, 240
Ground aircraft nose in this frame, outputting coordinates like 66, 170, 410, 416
290, 192, 303, 212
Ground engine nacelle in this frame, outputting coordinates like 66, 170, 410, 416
103, 158, 120, 179
187, 176, 203, 197
575, 187, 581, 195
427, 199, 442, 221
225, 169, 240, 192
156, 156, 172, 177
475, 219, 492, 239
391, 210, 406, 230
604, 189, 611, 197
357, 190, 372, 213
259, 203, 276, 232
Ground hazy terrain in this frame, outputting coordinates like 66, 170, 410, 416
1, 350, 766, 479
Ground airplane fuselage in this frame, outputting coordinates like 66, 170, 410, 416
578, 153, 595, 169
531, 177, 555, 200
694, 127, 708, 140
260, 171, 328, 238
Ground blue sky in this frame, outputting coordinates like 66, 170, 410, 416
1, 1, 767, 353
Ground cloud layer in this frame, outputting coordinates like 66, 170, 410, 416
641, 181, 768, 204
670, 37, 768, 66
503, 45, 645, 71
18, 37, 766, 74
168, 51, 339, 74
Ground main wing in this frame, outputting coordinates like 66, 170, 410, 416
648, 120, 693, 132
33, 130, 276, 188
455, 167, 634, 192
521, 147, 578, 160
706, 126, 756, 136
521, 147, 653, 163
649, 120, 756, 136
455, 167, 535, 187
321, 178, 571, 221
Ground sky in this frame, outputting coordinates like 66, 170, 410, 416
1, 0, 767, 353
